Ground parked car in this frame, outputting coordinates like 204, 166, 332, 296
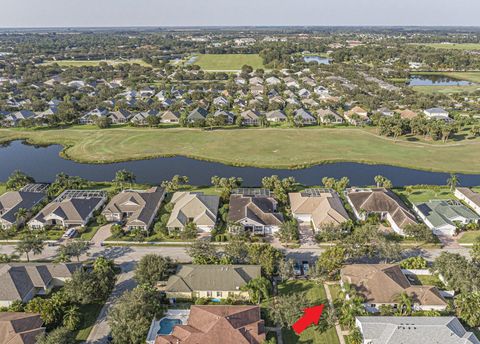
63, 228, 78, 239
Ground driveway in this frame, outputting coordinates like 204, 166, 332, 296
90, 224, 113, 246
298, 223, 316, 248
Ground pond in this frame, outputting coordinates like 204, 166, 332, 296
303, 56, 330, 65
409, 74, 472, 86
1, 140, 480, 186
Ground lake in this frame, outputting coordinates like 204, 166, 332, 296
1, 140, 480, 186
409, 74, 472, 86
303, 56, 330, 65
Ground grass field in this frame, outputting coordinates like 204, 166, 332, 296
415, 43, 480, 51
458, 231, 480, 244
74, 303, 104, 342
3, 126, 480, 173
279, 280, 339, 344
0, 183, 6, 195
42, 59, 151, 67
394, 187, 454, 205
192, 54, 264, 71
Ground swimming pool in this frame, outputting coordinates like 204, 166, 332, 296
157, 318, 182, 335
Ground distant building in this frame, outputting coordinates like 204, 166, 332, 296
455, 187, 480, 215
0, 312, 45, 344
423, 107, 450, 120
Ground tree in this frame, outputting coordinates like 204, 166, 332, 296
15, 207, 28, 226
314, 246, 346, 280
6, 170, 34, 191
180, 222, 198, 239
394, 292, 413, 316
400, 256, 428, 270
275, 219, 299, 243
433, 252, 480, 294
447, 173, 459, 191
95, 116, 111, 129
113, 169, 136, 190
346, 328, 364, 344
247, 244, 283, 278
108, 287, 163, 344
471, 237, 480, 263
161, 175, 189, 192
223, 237, 249, 264
211, 176, 243, 199
56, 240, 91, 262
241, 277, 272, 303
268, 292, 311, 327
36, 327, 75, 344
403, 223, 436, 243
374, 175, 392, 188
455, 292, 480, 327
62, 305, 80, 331
15, 233, 45, 262
278, 258, 295, 281
134, 254, 174, 286
187, 240, 219, 264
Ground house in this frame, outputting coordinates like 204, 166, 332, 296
159, 110, 180, 123
395, 108, 418, 120
187, 107, 208, 122
130, 112, 151, 126
284, 77, 299, 88
340, 264, 448, 313
213, 110, 235, 124
108, 109, 131, 124
413, 200, 480, 237
344, 106, 369, 125
3, 110, 36, 126
298, 88, 312, 98
0, 263, 80, 306
289, 189, 349, 231
346, 188, 417, 235
317, 109, 344, 124
249, 77, 263, 85
377, 107, 394, 117
424, 107, 450, 120
455, 187, 480, 215
163, 265, 261, 301
28, 190, 107, 230
355, 316, 480, 344
250, 85, 264, 96
79, 108, 108, 125
166, 192, 220, 233
213, 96, 228, 107
227, 189, 284, 235
240, 110, 261, 126
154, 305, 265, 344
293, 108, 317, 125
265, 110, 287, 122
0, 185, 48, 229
266, 76, 281, 85
314, 86, 329, 97
102, 187, 165, 232
0, 312, 45, 344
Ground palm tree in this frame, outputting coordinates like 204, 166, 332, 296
15, 208, 27, 226
394, 292, 413, 316
15, 233, 45, 262
447, 173, 459, 191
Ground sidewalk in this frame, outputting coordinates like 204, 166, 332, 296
323, 283, 346, 344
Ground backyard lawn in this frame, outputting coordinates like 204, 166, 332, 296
279, 280, 340, 344
3, 127, 480, 173
0, 183, 6, 195
74, 302, 104, 342
193, 54, 264, 71
458, 231, 480, 244
394, 187, 454, 205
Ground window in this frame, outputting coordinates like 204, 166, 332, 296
207, 291, 212, 297
216, 292, 222, 297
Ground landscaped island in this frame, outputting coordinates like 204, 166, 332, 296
2, 126, 480, 173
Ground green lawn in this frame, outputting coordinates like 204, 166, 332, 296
458, 231, 480, 244
414, 43, 480, 51
3, 127, 480, 173
0, 183, 6, 195
74, 303, 104, 342
279, 281, 340, 344
41, 59, 152, 67
412, 85, 480, 94
416, 275, 445, 289
193, 54, 264, 71
394, 187, 454, 205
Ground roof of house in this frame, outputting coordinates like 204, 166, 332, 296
340, 264, 447, 307
227, 194, 284, 227
240, 110, 260, 120
356, 316, 480, 344
155, 305, 265, 344
289, 189, 349, 228
167, 192, 219, 228
294, 108, 315, 120
188, 107, 208, 120
265, 110, 287, 120
425, 107, 448, 114
165, 265, 261, 293
0, 312, 45, 344
0, 191, 46, 225
456, 187, 480, 210
0, 263, 80, 302
415, 200, 480, 228
346, 188, 417, 229
160, 110, 180, 120
102, 187, 165, 227
346, 106, 368, 117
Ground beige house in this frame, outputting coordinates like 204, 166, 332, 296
102, 187, 165, 231
163, 265, 261, 301
159, 110, 180, 123
167, 192, 220, 233
344, 106, 369, 125
341, 264, 448, 313
289, 189, 350, 231
0, 188, 47, 229
0, 312, 45, 344
455, 187, 480, 215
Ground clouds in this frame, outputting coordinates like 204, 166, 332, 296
1, 0, 478, 27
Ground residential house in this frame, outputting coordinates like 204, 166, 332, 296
377, 107, 394, 117
163, 265, 261, 301
0, 185, 47, 229
187, 107, 208, 122
340, 264, 448, 313
344, 106, 369, 125
289, 189, 349, 231
227, 189, 284, 235
346, 188, 417, 235
79, 108, 108, 125
395, 108, 418, 120
28, 190, 107, 230
0, 312, 45, 344
266, 76, 281, 85
265, 110, 287, 122
355, 316, 480, 344
249, 77, 263, 85
108, 109, 131, 124
413, 200, 480, 237
455, 187, 480, 215
240, 110, 261, 126
166, 192, 220, 233
3, 110, 35, 127
424, 107, 450, 120
250, 85, 264, 97
130, 112, 153, 126
284, 77, 299, 88
293, 108, 317, 125
317, 109, 344, 124
154, 305, 265, 344
0, 263, 80, 307
213, 110, 235, 124
314, 86, 329, 97
159, 110, 180, 123
102, 187, 165, 232
213, 96, 229, 107
298, 88, 312, 98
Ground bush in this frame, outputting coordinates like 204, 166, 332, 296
400, 256, 428, 270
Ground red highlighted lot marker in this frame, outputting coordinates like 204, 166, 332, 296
292, 304, 325, 335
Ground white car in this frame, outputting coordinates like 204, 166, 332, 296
63, 228, 77, 239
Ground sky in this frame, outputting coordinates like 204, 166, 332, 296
1, 0, 479, 28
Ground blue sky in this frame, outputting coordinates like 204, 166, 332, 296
1, 0, 479, 28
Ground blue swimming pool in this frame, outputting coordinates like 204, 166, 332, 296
157, 318, 182, 335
